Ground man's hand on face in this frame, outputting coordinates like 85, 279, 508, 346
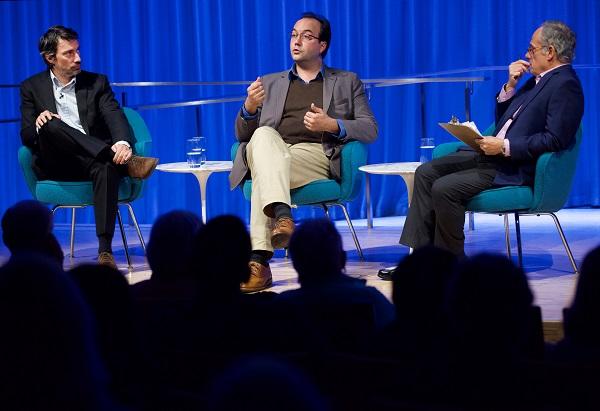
243, 76, 265, 115
35, 110, 61, 129
477, 136, 505, 156
304, 103, 339, 134
506, 59, 531, 91
111, 143, 133, 165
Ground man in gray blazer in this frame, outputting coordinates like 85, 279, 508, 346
230, 12, 378, 292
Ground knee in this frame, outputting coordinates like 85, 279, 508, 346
415, 162, 436, 183
248, 126, 280, 147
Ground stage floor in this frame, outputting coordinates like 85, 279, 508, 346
1, 208, 599, 324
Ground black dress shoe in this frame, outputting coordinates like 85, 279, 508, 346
377, 265, 397, 281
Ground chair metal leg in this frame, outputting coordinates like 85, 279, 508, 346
70, 208, 76, 258
514, 213, 523, 269
116, 209, 132, 271
503, 213, 512, 259
330, 203, 364, 260
546, 212, 579, 274
51, 205, 77, 258
123, 202, 146, 254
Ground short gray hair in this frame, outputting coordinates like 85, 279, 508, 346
540, 20, 576, 63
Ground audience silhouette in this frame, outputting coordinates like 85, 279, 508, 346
0, 254, 114, 410
70, 263, 149, 409
1, 199, 64, 265
1, 198, 598, 410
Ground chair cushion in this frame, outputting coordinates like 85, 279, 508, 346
36, 178, 133, 206
241, 179, 342, 205
291, 179, 341, 205
466, 186, 533, 212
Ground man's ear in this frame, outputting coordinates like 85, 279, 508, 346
320, 41, 327, 55
546, 45, 556, 61
44, 53, 56, 67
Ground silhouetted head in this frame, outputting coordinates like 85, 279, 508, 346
146, 210, 203, 281
393, 246, 457, 325
2, 200, 52, 251
207, 356, 328, 411
564, 245, 600, 342
289, 219, 346, 285
1, 200, 63, 265
0, 254, 111, 409
193, 215, 252, 295
446, 253, 534, 355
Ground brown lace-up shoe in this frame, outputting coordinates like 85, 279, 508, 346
270, 217, 295, 249
126, 155, 159, 179
98, 252, 118, 270
241, 261, 273, 293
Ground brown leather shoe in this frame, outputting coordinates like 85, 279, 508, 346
241, 261, 273, 293
98, 251, 118, 270
126, 155, 159, 179
271, 217, 295, 249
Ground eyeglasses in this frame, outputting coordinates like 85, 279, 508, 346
526, 45, 545, 55
290, 31, 320, 42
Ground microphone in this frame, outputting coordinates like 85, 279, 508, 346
59, 93, 64, 99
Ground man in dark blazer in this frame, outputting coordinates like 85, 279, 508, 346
20, 25, 158, 269
400, 20, 584, 257
230, 12, 378, 292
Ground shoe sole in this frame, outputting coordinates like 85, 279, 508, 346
240, 277, 273, 293
271, 232, 291, 249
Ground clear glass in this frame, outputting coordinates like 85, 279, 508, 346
419, 137, 435, 163
186, 136, 206, 168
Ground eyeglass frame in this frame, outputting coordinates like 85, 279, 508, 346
290, 30, 321, 42
526, 44, 547, 56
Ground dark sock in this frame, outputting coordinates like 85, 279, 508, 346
251, 250, 273, 266
98, 236, 113, 254
273, 202, 292, 220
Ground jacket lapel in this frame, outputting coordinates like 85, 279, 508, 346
75, 74, 90, 134
323, 66, 336, 112
272, 72, 290, 128
511, 70, 557, 123
40, 72, 58, 113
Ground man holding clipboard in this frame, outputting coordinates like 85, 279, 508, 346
400, 21, 584, 257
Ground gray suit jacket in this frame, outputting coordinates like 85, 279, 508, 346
229, 66, 378, 189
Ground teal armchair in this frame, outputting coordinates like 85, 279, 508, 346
231, 141, 368, 258
18, 107, 152, 270
432, 125, 582, 273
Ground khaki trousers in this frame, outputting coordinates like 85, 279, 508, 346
246, 126, 330, 251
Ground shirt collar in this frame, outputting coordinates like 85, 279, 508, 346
538, 63, 569, 79
50, 69, 77, 89
288, 64, 325, 82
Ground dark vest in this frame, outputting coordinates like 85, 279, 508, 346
277, 76, 324, 145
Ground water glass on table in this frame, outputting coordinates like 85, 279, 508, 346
186, 136, 206, 168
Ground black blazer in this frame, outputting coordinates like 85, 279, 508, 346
20, 70, 133, 151
493, 64, 584, 186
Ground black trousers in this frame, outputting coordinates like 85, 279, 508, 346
399, 151, 497, 256
35, 119, 126, 252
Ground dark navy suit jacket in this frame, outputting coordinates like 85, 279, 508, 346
493, 64, 584, 187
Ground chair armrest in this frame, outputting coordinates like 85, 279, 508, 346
18, 146, 38, 198
231, 142, 240, 162
432, 142, 464, 159
529, 126, 582, 212
340, 141, 368, 201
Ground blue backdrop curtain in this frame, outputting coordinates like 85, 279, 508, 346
1, 0, 599, 227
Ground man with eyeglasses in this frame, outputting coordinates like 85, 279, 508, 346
230, 12, 378, 292
399, 20, 584, 258
20, 26, 159, 269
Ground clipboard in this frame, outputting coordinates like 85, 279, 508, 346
438, 122, 484, 153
